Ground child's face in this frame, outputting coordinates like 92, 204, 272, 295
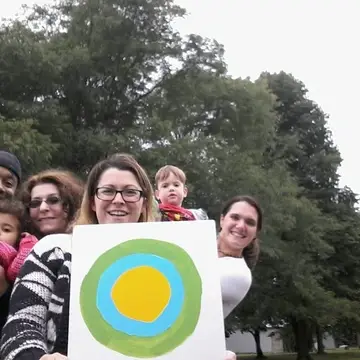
156, 172, 188, 207
0, 213, 20, 247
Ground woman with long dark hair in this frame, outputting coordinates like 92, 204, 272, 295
218, 195, 262, 318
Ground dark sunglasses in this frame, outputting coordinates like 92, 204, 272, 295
28, 195, 62, 209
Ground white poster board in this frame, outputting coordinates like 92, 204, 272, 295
68, 220, 226, 359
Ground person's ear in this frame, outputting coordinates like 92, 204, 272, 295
63, 203, 69, 219
220, 214, 224, 230
91, 196, 96, 212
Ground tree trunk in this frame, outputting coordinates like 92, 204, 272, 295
291, 318, 313, 360
316, 324, 326, 354
251, 329, 267, 359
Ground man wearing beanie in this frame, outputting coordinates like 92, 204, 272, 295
0, 150, 22, 336
0, 151, 22, 200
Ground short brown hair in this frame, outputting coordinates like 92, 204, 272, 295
0, 198, 25, 234
220, 195, 263, 269
77, 153, 155, 225
20, 169, 84, 236
155, 165, 186, 188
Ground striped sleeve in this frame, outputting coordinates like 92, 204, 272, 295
0, 234, 70, 360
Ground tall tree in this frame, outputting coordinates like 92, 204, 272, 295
259, 71, 359, 360
0, 0, 226, 175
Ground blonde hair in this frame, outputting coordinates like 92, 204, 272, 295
77, 153, 155, 225
155, 165, 186, 188
20, 169, 84, 237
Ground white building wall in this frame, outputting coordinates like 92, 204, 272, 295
318, 333, 336, 349
226, 330, 276, 354
226, 329, 335, 354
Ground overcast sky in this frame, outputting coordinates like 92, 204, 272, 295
3, 0, 359, 194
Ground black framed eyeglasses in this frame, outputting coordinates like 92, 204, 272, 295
28, 195, 62, 209
95, 187, 144, 203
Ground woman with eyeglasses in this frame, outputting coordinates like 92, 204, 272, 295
0, 169, 84, 337
0, 153, 236, 360
20, 169, 84, 238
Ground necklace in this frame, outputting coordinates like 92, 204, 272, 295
218, 249, 242, 258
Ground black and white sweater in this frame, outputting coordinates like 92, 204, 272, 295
0, 234, 72, 360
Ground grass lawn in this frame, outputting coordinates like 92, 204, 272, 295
238, 349, 360, 360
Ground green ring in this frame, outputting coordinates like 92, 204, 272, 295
80, 239, 202, 357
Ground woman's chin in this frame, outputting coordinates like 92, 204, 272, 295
229, 237, 251, 250
105, 216, 129, 224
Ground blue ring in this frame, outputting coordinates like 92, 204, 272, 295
96, 253, 185, 337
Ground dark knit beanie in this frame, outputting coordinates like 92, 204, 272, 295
0, 151, 22, 183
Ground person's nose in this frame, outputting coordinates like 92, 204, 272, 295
39, 200, 50, 212
112, 192, 125, 204
235, 218, 246, 230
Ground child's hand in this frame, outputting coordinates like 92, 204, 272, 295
0, 241, 17, 270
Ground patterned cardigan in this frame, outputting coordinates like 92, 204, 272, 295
0, 234, 72, 360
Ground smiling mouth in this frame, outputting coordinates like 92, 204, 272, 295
231, 232, 247, 238
108, 211, 128, 217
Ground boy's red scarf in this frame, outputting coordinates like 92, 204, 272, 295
159, 203, 196, 221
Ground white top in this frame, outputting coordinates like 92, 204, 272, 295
219, 256, 252, 318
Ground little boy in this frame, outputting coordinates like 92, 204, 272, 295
154, 165, 208, 221
0, 198, 38, 282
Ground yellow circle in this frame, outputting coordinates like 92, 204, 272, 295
111, 266, 171, 323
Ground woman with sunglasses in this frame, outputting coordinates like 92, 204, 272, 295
0, 169, 84, 337
0, 154, 236, 360
20, 169, 84, 239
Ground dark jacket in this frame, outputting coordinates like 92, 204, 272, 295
0, 286, 12, 336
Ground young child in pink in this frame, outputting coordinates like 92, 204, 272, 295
154, 165, 208, 221
0, 198, 38, 282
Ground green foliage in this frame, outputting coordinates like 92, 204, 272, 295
0, 116, 57, 175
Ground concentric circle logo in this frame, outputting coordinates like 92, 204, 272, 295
80, 238, 202, 357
